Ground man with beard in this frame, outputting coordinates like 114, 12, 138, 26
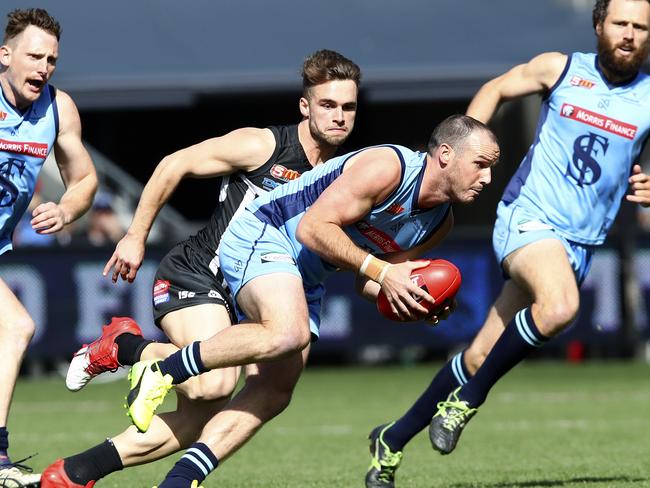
364, 1, 650, 486
41, 49, 360, 488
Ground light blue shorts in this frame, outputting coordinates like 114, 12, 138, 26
492, 202, 594, 286
219, 210, 324, 338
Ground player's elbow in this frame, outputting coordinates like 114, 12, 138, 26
83, 167, 99, 195
156, 154, 189, 184
473, 76, 502, 99
295, 216, 315, 247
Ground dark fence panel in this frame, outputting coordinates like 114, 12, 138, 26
1, 240, 646, 364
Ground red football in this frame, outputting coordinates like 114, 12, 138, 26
376, 259, 462, 321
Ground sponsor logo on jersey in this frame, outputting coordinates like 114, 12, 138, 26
262, 177, 281, 191
261, 252, 296, 264
355, 221, 402, 253
270, 164, 302, 182
178, 290, 196, 299
0, 111, 7, 121
386, 203, 405, 215
569, 76, 596, 89
560, 103, 637, 140
0, 139, 49, 158
516, 220, 555, 233
208, 290, 222, 299
153, 279, 170, 306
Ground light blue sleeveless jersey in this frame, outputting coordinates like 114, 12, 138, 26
0, 85, 58, 254
502, 52, 650, 245
230, 145, 451, 290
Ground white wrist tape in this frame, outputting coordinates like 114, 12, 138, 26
359, 254, 390, 284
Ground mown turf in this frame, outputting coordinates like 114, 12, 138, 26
9, 361, 650, 487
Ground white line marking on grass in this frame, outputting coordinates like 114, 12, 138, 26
495, 391, 650, 403
485, 417, 642, 432
12, 400, 115, 414
17, 431, 106, 442
272, 425, 352, 436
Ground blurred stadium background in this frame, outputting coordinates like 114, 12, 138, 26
1, 1, 650, 486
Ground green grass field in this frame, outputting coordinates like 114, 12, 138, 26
9, 361, 650, 487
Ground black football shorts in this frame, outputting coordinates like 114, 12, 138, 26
152, 241, 236, 326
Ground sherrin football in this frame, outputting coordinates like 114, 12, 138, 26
377, 259, 461, 321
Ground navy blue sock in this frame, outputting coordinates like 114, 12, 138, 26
383, 352, 470, 451
0, 427, 9, 465
158, 443, 218, 487
158, 342, 208, 385
460, 308, 549, 407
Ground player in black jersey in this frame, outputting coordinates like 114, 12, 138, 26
41, 50, 361, 488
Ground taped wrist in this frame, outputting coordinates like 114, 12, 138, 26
359, 254, 391, 285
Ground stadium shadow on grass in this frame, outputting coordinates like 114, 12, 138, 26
449, 476, 648, 487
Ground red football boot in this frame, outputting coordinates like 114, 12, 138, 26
41, 459, 95, 487
66, 317, 143, 391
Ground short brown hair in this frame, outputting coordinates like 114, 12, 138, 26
427, 114, 497, 155
301, 49, 361, 96
592, 0, 650, 28
3, 8, 61, 44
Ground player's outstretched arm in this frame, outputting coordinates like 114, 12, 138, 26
627, 164, 650, 208
32, 89, 98, 234
297, 147, 435, 320
466, 52, 568, 124
104, 127, 276, 283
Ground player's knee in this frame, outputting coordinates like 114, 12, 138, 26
537, 299, 578, 336
0, 315, 36, 344
263, 327, 310, 358
463, 348, 486, 376
182, 370, 238, 402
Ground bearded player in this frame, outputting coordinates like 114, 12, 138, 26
366, 1, 650, 486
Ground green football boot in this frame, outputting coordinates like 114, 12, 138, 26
428, 387, 478, 454
126, 360, 173, 432
365, 422, 403, 488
